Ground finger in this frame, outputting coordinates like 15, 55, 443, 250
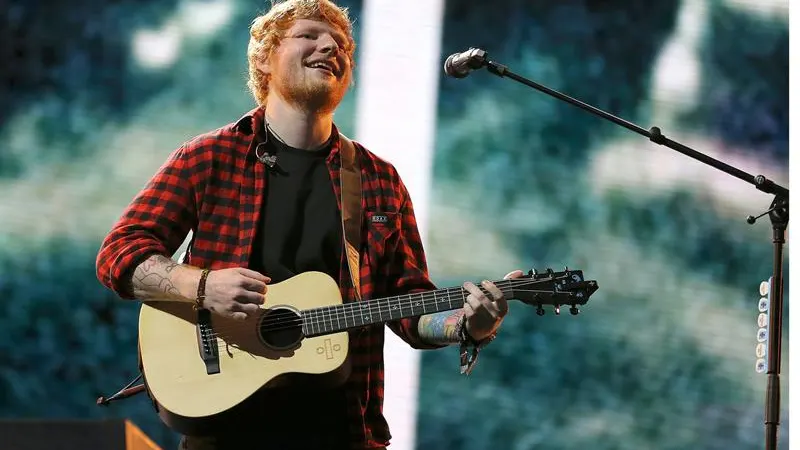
236, 268, 271, 283
465, 293, 484, 315
462, 281, 485, 299
463, 282, 500, 318
481, 281, 508, 317
232, 301, 261, 317
235, 290, 266, 305
230, 311, 248, 321
503, 269, 524, 280
463, 300, 476, 318
240, 277, 268, 295
481, 280, 503, 301
481, 280, 508, 316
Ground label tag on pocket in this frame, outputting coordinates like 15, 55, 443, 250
371, 214, 388, 224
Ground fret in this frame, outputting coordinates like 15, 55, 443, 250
327, 306, 334, 334
346, 304, 353, 328
392, 294, 401, 320
360, 301, 370, 327
308, 309, 316, 336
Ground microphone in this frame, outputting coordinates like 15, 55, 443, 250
255, 142, 283, 173
443, 47, 487, 78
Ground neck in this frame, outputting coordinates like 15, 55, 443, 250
263, 95, 334, 150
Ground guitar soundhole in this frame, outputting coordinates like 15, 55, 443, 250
258, 306, 303, 350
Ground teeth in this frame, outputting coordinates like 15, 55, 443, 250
309, 62, 334, 72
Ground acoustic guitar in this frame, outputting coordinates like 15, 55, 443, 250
137, 268, 598, 435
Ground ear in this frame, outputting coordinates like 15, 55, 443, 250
255, 53, 271, 77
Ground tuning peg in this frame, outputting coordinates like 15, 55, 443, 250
528, 268, 538, 277
536, 304, 545, 316
570, 306, 580, 315
564, 266, 570, 272
553, 305, 561, 315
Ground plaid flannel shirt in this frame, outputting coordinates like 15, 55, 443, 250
96, 106, 445, 448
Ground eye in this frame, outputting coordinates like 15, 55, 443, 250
298, 33, 316, 39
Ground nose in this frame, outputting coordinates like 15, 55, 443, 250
318, 34, 339, 55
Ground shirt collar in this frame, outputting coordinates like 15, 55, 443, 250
233, 106, 342, 163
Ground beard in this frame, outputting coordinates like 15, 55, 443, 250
273, 64, 350, 113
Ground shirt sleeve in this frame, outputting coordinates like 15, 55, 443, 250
95, 143, 201, 299
384, 178, 447, 350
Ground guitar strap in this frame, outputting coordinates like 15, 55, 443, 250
338, 132, 363, 301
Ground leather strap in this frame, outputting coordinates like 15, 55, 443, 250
338, 133, 363, 300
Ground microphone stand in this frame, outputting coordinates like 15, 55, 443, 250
457, 49, 788, 450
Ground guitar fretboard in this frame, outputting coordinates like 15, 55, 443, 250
301, 283, 513, 337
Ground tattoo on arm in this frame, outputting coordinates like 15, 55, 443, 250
130, 254, 188, 301
417, 310, 464, 345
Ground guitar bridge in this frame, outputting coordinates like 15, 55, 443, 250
196, 309, 220, 375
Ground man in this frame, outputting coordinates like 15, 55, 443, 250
96, 1, 521, 449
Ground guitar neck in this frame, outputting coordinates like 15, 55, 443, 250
301, 283, 513, 338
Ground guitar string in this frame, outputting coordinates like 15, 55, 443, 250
203, 287, 583, 357
204, 287, 579, 339
203, 278, 583, 336
204, 287, 585, 337
201, 278, 564, 335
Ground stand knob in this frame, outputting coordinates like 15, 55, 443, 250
746, 204, 778, 225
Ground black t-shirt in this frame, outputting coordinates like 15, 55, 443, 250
182, 130, 349, 450
249, 130, 343, 284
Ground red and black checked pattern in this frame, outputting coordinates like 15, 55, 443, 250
96, 106, 445, 448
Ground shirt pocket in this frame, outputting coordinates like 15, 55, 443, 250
364, 210, 401, 268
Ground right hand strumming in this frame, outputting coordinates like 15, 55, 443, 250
200, 267, 270, 320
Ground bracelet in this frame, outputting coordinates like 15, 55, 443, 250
195, 268, 210, 310
456, 315, 497, 375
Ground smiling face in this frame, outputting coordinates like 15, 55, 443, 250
256, 18, 352, 113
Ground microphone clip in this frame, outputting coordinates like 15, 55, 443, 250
255, 142, 279, 168
259, 153, 279, 168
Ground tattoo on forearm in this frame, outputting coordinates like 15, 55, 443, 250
418, 310, 464, 345
131, 254, 184, 301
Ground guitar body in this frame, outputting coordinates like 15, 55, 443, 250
138, 271, 351, 436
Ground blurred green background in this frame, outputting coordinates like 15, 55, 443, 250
0, 1, 788, 449
420, 1, 789, 450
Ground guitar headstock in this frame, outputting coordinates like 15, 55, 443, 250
509, 267, 598, 316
